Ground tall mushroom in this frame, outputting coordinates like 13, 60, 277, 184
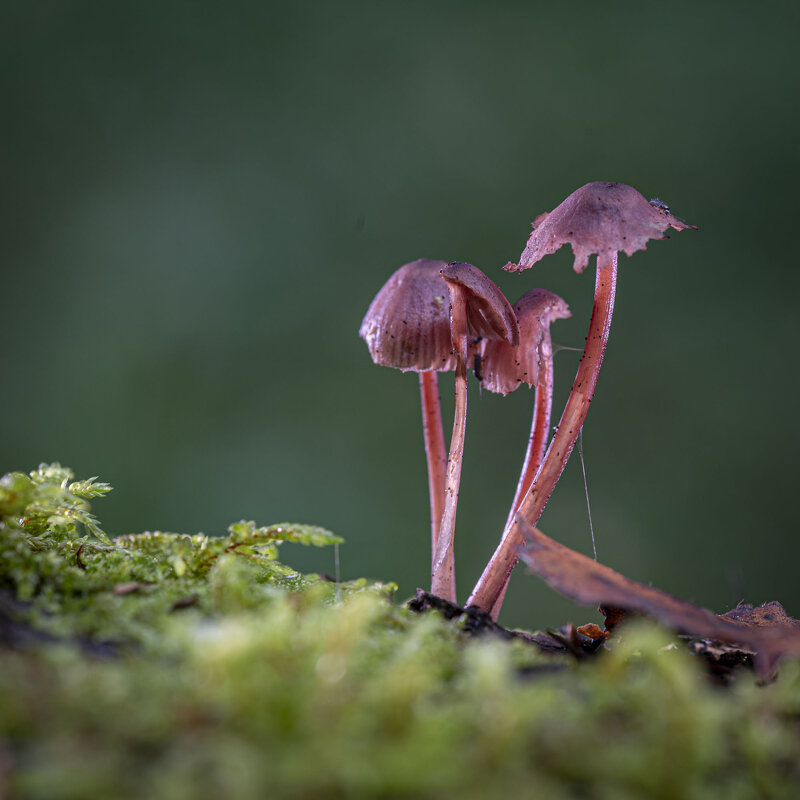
433, 261, 518, 602
466, 288, 570, 617
359, 258, 456, 572
469, 181, 696, 614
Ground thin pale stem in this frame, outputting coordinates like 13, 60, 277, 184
469, 256, 618, 613
486, 337, 554, 618
431, 360, 466, 602
431, 290, 469, 603
419, 371, 447, 569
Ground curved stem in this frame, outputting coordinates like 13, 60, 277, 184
487, 337, 554, 618
504, 333, 555, 531
468, 257, 618, 613
419, 371, 447, 571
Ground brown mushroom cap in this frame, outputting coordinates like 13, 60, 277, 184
506, 181, 697, 275
440, 261, 519, 347
480, 289, 570, 395
359, 258, 457, 372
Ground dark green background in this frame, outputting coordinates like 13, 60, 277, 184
3, 1, 798, 629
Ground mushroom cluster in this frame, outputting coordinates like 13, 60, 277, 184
360, 181, 695, 618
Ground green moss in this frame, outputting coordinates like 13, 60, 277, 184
1, 465, 799, 799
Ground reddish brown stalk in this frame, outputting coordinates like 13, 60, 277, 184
505, 335, 554, 530
487, 346, 554, 618
469, 256, 617, 612
419, 370, 447, 566
431, 292, 469, 603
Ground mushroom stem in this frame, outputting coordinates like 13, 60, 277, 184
505, 335, 555, 530
419, 370, 447, 567
487, 342, 555, 618
431, 290, 470, 603
468, 256, 618, 613
431, 360, 466, 602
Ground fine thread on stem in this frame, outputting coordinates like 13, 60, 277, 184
468, 256, 618, 612
419, 371, 447, 567
578, 427, 597, 560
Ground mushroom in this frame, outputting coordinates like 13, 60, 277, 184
359, 258, 456, 572
466, 288, 570, 617
469, 181, 696, 614
433, 261, 518, 602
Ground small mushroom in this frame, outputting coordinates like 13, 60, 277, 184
510, 181, 695, 275
434, 261, 518, 602
471, 181, 696, 614
467, 288, 570, 617
359, 258, 455, 571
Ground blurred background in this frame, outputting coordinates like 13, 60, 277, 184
3, 1, 799, 630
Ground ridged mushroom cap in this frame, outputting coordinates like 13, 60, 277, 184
440, 261, 519, 347
506, 181, 697, 275
359, 258, 457, 372
480, 289, 570, 395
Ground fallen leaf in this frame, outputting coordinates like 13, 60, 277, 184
517, 520, 800, 676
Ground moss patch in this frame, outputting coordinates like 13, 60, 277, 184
2, 465, 799, 799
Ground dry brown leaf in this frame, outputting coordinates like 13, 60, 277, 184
517, 520, 800, 676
